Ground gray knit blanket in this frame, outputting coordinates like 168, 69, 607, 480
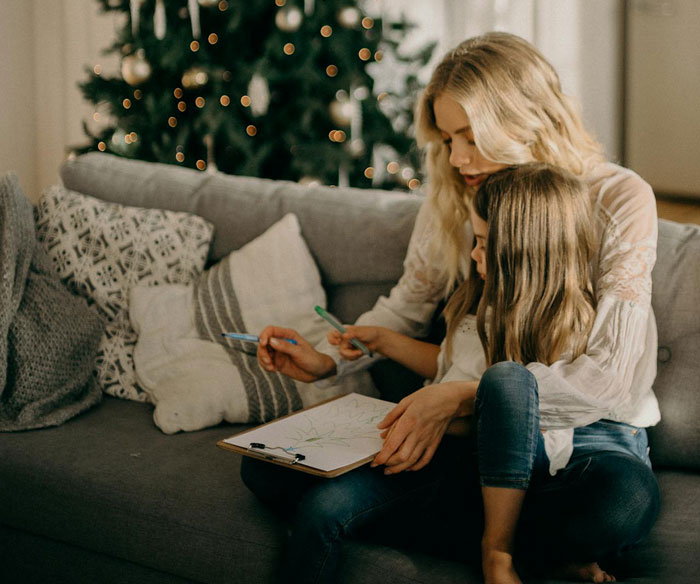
0, 173, 103, 431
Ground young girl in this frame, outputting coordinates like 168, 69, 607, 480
244, 31, 661, 583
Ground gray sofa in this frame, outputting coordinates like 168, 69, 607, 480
1, 152, 699, 583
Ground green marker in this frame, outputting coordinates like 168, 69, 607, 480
314, 305, 372, 357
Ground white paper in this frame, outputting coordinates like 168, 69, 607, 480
225, 393, 395, 472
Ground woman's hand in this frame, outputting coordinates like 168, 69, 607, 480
258, 326, 336, 383
372, 380, 478, 474
327, 325, 389, 360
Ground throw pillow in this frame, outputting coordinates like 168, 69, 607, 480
130, 213, 377, 434
34, 185, 214, 401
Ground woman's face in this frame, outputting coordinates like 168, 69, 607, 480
433, 95, 507, 188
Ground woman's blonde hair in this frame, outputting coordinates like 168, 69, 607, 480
443, 164, 596, 366
415, 32, 605, 292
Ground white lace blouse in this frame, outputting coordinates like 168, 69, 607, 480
317, 162, 661, 474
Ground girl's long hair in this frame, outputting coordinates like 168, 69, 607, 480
415, 32, 605, 294
443, 164, 597, 366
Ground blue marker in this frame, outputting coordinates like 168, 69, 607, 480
221, 332, 298, 345
314, 305, 372, 357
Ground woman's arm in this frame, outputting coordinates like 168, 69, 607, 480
529, 165, 661, 429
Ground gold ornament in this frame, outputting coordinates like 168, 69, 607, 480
181, 66, 209, 89
337, 7, 361, 28
275, 6, 303, 32
121, 50, 152, 86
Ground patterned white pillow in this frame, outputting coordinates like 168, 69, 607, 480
34, 185, 214, 401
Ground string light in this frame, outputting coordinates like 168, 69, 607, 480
134, 89, 143, 99
283, 43, 295, 55
275, 0, 286, 6
196, 160, 206, 170
377, 92, 388, 101
195, 97, 206, 108
93, 64, 102, 75
218, 1, 228, 10
246, 125, 257, 136
320, 25, 332, 37
176, 152, 185, 162
98, 141, 106, 152
364, 167, 374, 179
174, 88, 183, 99
168, 117, 178, 127
93, 112, 101, 122
190, 40, 200, 52
123, 98, 132, 109
178, 101, 187, 112
374, 51, 384, 62
329, 130, 346, 143
358, 48, 371, 61
408, 179, 421, 190
387, 161, 400, 174
208, 33, 218, 45
220, 95, 231, 106
326, 65, 338, 77
240, 95, 251, 107
362, 17, 374, 29
129, 132, 138, 142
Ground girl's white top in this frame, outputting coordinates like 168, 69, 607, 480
316, 162, 661, 475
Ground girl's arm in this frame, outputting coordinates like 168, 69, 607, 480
330, 325, 441, 379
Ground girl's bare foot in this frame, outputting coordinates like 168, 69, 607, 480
482, 548, 522, 584
554, 561, 616, 582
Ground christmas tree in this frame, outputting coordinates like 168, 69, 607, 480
79, 0, 435, 190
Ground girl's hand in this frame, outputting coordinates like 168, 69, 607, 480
327, 325, 388, 360
258, 326, 336, 383
371, 381, 478, 474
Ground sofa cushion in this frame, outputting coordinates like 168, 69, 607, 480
648, 219, 700, 470
130, 213, 376, 433
60, 153, 423, 324
34, 185, 214, 402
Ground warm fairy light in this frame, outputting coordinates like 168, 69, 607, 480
93, 112, 101, 122
329, 130, 346, 143
196, 160, 206, 170
387, 161, 400, 174
275, 0, 286, 6
358, 48, 371, 61
377, 92, 388, 101
124, 134, 132, 144
408, 178, 421, 190
326, 65, 338, 77
240, 95, 251, 107
97, 141, 106, 151
246, 125, 257, 136
93, 64, 102, 75
362, 17, 374, 29
208, 33, 218, 44
123, 98, 132, 109
218, 1, 228, 11
220, 95, 231, 106
134, 89, 143, 99
178, 101, 187, 112
129, 132, 138, 142
364, 167, 374, 179
174, 87, 183, 99
320, 25, 332, 37
374, 50, 384, 62
283, 43, 295, 55
176, 152, 185, 162
190, 40, 200, 52
195, 97, 206, 108
168, 117, 177, 127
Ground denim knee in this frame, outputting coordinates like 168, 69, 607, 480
476, 362, 540, 489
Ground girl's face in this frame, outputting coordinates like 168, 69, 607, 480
433, 95, 507, 188
469, 206, 488, 280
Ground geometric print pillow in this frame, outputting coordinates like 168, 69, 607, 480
34, 185, 214, 402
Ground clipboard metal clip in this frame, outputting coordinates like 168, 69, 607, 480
248, 442, 306, 465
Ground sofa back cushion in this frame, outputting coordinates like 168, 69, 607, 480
61, 153, 421, 325
648, 219, 700, 470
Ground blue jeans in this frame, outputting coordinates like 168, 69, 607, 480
240, 362, 660, 583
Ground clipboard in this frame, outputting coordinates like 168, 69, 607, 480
217, 393, 395, 478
